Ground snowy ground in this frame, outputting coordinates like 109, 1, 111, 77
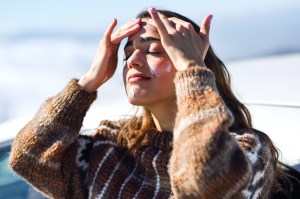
227, 53, 300, 166
0, 38, 134, 141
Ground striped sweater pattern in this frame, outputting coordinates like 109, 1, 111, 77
9, 67, 275, 199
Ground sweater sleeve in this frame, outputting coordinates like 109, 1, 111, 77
169, 67, 274, 199
9, 79, 97, 198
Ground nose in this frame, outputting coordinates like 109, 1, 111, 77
126, 49, 145, 69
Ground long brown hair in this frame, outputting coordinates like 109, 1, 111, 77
117, 9, 290, 193
118, 9, 252, 147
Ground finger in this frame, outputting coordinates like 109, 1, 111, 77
168, 17, 194, 31
157, 12, 175, 31
112, 18, 141, 44
148, 7, 171, 40
103, 18, 118, 46
199, 14, 213, 41
122, 18, 141, 30
147, 17, 173, 29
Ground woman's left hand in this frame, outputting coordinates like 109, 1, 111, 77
148, 7, 213, 71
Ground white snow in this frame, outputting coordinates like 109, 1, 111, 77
227, 53, 300, 165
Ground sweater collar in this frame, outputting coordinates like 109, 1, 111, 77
147, 130, 173, 151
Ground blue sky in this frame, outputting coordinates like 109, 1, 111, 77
1, 0, 299, 33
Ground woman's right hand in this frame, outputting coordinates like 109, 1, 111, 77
78, 18, 141, 93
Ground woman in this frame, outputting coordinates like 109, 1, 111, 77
9, 7, 287, 199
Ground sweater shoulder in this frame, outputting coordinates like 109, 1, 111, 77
230, 128, 276, 197
79, 119, 128, 145
230, 128, 272, 150
230, 128, 274, 166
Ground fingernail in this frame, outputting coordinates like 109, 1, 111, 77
209, 15, 213, 21
150, 7, 157, 14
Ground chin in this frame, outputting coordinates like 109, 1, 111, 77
127, 97, 145, 106
127, 95, 155, 107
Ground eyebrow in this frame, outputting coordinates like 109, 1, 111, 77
124, 37, 161, 49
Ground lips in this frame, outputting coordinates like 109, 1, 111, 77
127, 73, 151, 83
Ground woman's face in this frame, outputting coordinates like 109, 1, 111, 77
123, 18, 176, 107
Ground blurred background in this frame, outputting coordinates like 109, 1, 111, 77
1, 0, 300, 164
1, 1, 300, 198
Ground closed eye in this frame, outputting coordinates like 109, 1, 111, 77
147, 51, 161, 56
123, 51, 162, 61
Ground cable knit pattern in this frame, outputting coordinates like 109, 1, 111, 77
10, 68, 274, 199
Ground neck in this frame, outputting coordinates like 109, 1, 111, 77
146, 100, 177, 132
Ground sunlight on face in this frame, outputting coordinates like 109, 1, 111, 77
122, 18, 176, 107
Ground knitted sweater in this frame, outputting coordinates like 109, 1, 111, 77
9, 67, 275, 199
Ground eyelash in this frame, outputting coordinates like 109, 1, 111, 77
123, 51, 162, 61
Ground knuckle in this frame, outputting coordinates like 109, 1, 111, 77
187, 23, 194, 30
177, 24, 184, 30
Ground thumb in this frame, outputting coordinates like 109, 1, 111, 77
103, 18, 118, 46
199, 14, 213, 41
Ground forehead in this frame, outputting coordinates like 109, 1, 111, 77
127, 19, 160, 41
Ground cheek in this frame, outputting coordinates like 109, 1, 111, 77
147, 58, 172, 78
123, 66, 136, 97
